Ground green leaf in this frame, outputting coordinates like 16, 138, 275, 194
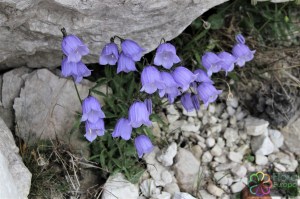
208, 14, 224, 30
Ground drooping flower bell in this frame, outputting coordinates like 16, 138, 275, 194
140, 66, 165, 94
181, 93, 195, 112
128, 101, 152, 128
194, 69, 214, 84
191, 94, 200, 111
235, 34, 246, 44
197, 82, 222, 107
99, 43, 119, 65
84, 119, 105, 142
172, 66, 197, 92
61, 58, 91, 83
134, 135, 154, 158
62, 35, 89, 63
121, 39, 145, 61
81, 96, 105, 123
218, 52, 236, 75
154, 43, 181, 69
112, 118, 132, 140
159, 72, 180, 103
144, 98, 153, 115
232, 44, 256, 67
117, 52, 137, 73
201, 52, 223, 76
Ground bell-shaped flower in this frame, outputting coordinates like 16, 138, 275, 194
181, 93, 195, 112
128, 101, 152, 128
121, 39, 145, 61
154, 43, 181, 69
172, 66, 197, 92
61, 58, 91, 83
197, 82, 222, 107
158, 72, 180, 103
194, 69, 214, 84
191, 94, 200, 110
235, 34, 246, 44
218, 52, 236, 75
201, 52, 223, 76
140, 66, 165, 94
99, 43, 119, 65
81, 96, 105, 123
232, 44, 256, 67
117, 52, 137, 73
112, 118, 132, 140
84, 119, 105, 142
144, 98, 153, 115
134, 135, 154, 158
62, 35, 89, 63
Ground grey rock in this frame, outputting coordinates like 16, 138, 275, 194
211, 144, 223, 157
251, 131, 274, 155
228, 152, 243, 163
0, 105, 14, 129
230, 181, 245, 193
164, 182, 180, 195
281, 115, 300, 155
181, 121, 200, 133
191, 145, 203, 159
206, 137, 216, 148
173, 148, 201, 193
2, 67, 32, 108
0, 75, 2, 103
223, 128, 238, 147
0, 0, 229, 70
231, 165, 247, 178
269, 129, 284, 149
157, 142, 177, 167
154, 191, 172, 199
198, 190, 216, 199
207, 183, 224, 197
0, 117, 31, 198
182, 109, 197, 117
255, 154, 268, 165
102, 173, 139, 199
226, 97, 238, 108
214, 171, 230, 185
215, 163, 237, 172
173, 192, 197, 199
140, 179, 158, 198
202, 151, 213, 163
226, 106, 235, 116
245, 117, 269, 136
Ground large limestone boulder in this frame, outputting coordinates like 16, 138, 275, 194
0, 116, 32, 199
0, 0, 228, 70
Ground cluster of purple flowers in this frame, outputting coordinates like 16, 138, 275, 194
61, 35, 91, 83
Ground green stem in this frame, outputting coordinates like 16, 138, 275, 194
73, 80, 82, 104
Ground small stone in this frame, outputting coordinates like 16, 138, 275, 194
202, 151, 213, 163
269, 129, 284, 148
209, 116, 218, 124
161, 170, 173, 185
155, 191, 171, 199
245, 117, 269, 136
210, 124, 222, 134
227, 106, 235, 116
217, 138, 225, 148
173, 192, 197, 199
274, 162, 286, 172
221, 112, 229, 120
226, 97, 238, 108
214, 171, 230, 185
229, 116, 237, 127
167, 114, 180, 123
214, 156, 227, 164
206, 137, 215, 148
198, 190, 216, 199
231, 165, 247, 178
164, 182, 180, 195
228, 152, 243, 163
181, 121, 200, 133
215, 163, 237, 172
211, 145, 223, 157
208, 104, 216, 114
169, 120, 185, 132
152, 122, 162, 138
166, 104, 179, 115
140, 179, 157, 198
207, 183, 224, 197
230, 181, 245, 193
223, 128, 238, 147
182, 109, 197, 117
255, 154, 268, 165
191, 145, 203, 159
251, 132, 274, 155
157, 142, 178, 167
236, 110, 246, 121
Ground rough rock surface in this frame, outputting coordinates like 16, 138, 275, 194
0, 117, 31, 198
13, 69, 106, 152
282, 113, 300, 155
0, 0, 228, 70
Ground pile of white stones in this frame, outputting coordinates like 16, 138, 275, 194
101, 96, 299, 199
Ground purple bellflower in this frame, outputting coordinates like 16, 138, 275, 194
172, 66, 197, 92
62, 35, 89, 63
218, 52, 236, 75
81, 96, 105, 123
134, 135, 154, 158
154, 43, 181, 69
121, 39, 145, 61
194, 69, 214, 84
197, 83, 222, 107
181, 93, 195, 112
112, 118, 132, 140
61, 58, 91, 83
128, 101, 152, 128
84, 119, 105, 142
191, 94, 200, 110
201, 52, 223, 76
144, 98, 153, 115
159, 72, 180, 103
232, 44, 256, 67
99, 43, 119, 65
117, 52, 137, 73
235, 34, 246, 44
140, 66, 165, 94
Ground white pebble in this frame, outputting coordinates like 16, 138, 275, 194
206, 137, 216, 148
